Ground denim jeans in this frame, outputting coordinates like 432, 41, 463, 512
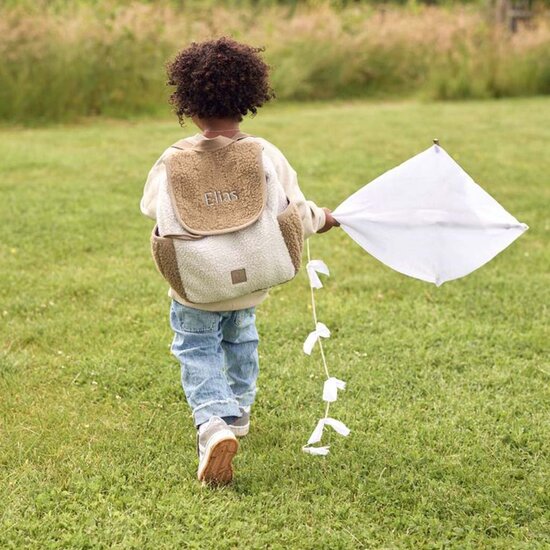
169, 300, 259, 426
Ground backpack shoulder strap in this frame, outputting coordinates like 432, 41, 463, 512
232, 131, 253, 141
170, 138, 195, 151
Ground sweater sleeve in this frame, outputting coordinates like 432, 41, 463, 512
258, 139, 326, 238
140, 147, 176, 220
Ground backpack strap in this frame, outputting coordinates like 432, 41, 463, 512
170, 139, 194, 151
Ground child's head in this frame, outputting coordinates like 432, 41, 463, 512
167, 37, 274, 125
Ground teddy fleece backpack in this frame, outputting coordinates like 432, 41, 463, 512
150, 133, 304, 304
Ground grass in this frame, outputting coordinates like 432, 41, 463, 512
1, 97, 549, 548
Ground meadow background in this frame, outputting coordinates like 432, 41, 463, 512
1, 0, 549, 548
0, 0, 549, 123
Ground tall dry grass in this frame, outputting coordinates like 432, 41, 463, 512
0, 2, 548, 123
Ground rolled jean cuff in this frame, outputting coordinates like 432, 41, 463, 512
234, 390, 256, 408
192, 398, 241, 426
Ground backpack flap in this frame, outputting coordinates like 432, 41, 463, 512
165, 140, 266, 236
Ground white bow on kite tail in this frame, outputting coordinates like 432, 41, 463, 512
302, 241, 350, 456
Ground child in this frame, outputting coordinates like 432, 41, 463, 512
140, 37, 339, 484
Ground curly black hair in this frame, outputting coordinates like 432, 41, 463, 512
166, 37, 274, 125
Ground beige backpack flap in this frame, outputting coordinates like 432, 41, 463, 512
170, 132, 251, 151
165, 137, 266, 236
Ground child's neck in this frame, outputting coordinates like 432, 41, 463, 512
195, 117, 241, 138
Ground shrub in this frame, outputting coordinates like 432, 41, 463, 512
0, 2, 548, 123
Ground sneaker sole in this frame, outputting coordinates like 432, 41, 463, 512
197, 431, 239, 485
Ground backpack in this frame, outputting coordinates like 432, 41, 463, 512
150, 133, 304, 305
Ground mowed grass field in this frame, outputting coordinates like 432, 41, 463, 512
1, 98, 549, 548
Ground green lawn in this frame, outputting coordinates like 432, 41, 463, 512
1, 98, 549, 548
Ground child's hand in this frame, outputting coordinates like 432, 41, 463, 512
317, 208, 341, 233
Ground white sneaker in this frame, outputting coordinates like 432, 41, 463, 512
227, 407, 250, 437
197, 416, 238, 484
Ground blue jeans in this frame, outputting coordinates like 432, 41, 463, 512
169, 300, 259, 426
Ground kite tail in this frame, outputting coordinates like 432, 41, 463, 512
302, 240, 350, 456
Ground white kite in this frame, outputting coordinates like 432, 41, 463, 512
302, 141, 528, 456
332, 142, 528, 285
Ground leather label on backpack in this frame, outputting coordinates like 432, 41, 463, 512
231, 269, 247, 284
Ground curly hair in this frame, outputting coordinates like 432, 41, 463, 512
166, 37, 274, 125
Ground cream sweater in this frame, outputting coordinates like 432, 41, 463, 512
140, 133, 326, 311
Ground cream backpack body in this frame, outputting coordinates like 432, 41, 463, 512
151, 133, 304, 305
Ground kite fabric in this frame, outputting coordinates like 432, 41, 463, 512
332, 144, 528, 286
